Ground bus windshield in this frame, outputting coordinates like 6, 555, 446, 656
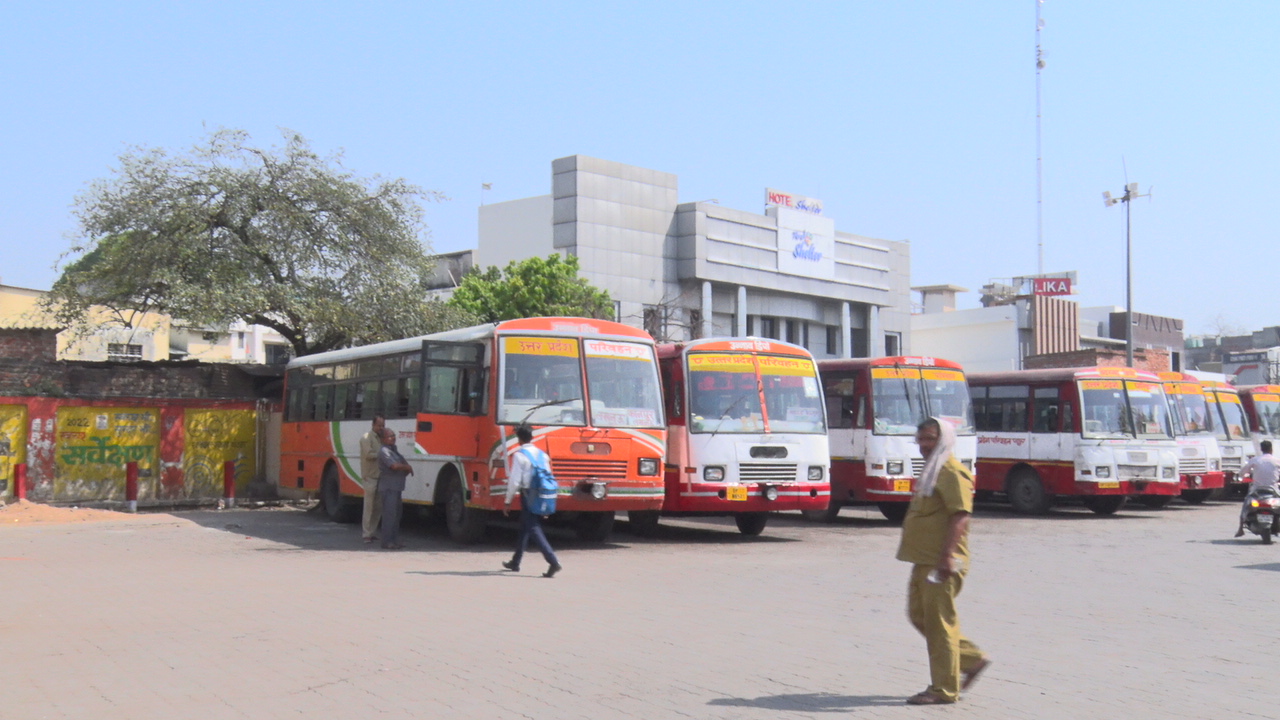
1167, 387, 1213, 437
687, 353, 763, 433
583, 340, 663, 429
923, 370, 975, 435
1079, 379, 1134, 438
1213, 394, 1250, 441
1254, 394, 1280, 435
498, 337, 586, 426
871, 369, 928, 435
1125, 381, 1173, 439
757, 355, 825, 434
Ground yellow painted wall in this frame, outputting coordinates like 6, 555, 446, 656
54, 407, 159, 500
182, 409, 256, 497
0, 405, 28, 499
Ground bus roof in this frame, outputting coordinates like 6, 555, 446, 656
287, 317, 652, 369
817, 356, 965, 373
1199, 379, 1239, 392
1239, 384, 1280, 395
657, 337, 813, 360
968, 365, 1162, 385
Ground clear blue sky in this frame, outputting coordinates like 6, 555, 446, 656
3, 1, 1276, 336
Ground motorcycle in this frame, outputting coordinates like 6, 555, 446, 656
1243, 487, 1280, 544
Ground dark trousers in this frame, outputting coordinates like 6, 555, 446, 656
380, 489, 403, 547
513, 506, 558, 567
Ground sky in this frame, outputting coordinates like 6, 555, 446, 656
2, 1, 1277, 337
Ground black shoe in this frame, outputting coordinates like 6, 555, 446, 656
502, 560, 520, 572
543, 563, 562, 578
1235, 528, 1245, 538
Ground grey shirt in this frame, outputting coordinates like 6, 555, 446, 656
377, 445, 410, 493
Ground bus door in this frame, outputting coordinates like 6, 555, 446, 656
1029, 386, 1067, 457
413, 340, 487, 504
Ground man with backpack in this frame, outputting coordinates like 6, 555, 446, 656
502, 424, 562, 578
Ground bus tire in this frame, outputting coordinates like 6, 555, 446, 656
1007, 469, 1052, 515
1137, 495, 1174, 509
801, 498, 842, 523
444, 474, 488, 544
575, 511, 615, 542
1180, 489, 1213, 504
320, 464, 360, 524
627, 510, 661, 537
1082, 495, 1126, 515
877, 502, 908, 524
735, 512, 769, 536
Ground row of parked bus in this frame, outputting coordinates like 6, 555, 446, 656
275, 317, 1280, 542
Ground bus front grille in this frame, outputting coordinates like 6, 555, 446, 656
1178, 458, 1208, 474
739, 463, 799, 482
1222, 456, 1243, 471
1117, 464, 1158, 479
552, 459, 629, 481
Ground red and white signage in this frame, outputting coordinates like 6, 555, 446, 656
1032, 277, 1072, 296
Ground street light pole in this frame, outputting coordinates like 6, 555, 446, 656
1104, 182, 1148, 368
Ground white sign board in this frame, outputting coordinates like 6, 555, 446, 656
766, 188, 823, 215
775, 206, 836, 280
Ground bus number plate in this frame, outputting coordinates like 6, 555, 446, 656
1097, 482, 1120, 489
726, 486, 748, 501
893, 480, 911, 493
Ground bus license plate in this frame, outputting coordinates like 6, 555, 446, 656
1098, 482, 1120, 489
893, 480, 911, 493
726, 486, 748, 501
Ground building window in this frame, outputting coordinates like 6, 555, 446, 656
885, 332, 902, 356
107, 343, 143, 362
785, 320, 800, 345
265, 344, 292, 365
850, 328, 869, 358
826, 327, 839, 356
689, 309, 703, 340
202, 331, 219, 342
759, 317, 777, 340
746, 316, 754, 336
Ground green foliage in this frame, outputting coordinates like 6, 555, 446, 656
447, 254, 614, 323
47, 128, 443, 356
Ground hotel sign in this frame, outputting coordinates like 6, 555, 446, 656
765, 188, 823, 215
774, 206, 835, 280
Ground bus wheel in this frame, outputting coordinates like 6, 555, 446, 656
1137, 495, 1174, 509
444, 475, 488, 544
877, 502, 908, 524
320, 465, 359, 524
1007, 470, 1052, 515
801, 498, 842, 522
575, 511, 615, 542
735, 512, 769, 536
1082, 495, 1126, 515
627, 510, 661, 537
1180, 489, 1213, 504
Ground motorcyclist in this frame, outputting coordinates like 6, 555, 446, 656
1235, 440, 1277, 537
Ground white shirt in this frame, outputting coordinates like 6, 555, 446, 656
504, 444, 548, 505
1242, 453, 1278, 493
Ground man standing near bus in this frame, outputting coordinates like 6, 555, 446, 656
896, 417, 989, 705
502, 424, 562, 578
1235, 439, 1277, 537
377, 428, 412, 550
359, 415, 386, 543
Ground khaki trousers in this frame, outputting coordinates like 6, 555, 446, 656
361, 475, 382, 540
907, 564, 984, 701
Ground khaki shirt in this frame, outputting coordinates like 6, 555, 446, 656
359, 430, 382, 485
896, 455, 974, 568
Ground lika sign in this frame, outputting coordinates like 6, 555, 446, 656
1032, 277, 1072, 296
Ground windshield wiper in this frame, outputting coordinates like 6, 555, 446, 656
709, 389, 758, 440
519, 397, 582, 424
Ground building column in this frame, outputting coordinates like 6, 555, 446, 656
737, 286, 747, 337
840, 302, 852, 359
701, 281, 713, 339
869, 305, 885, 357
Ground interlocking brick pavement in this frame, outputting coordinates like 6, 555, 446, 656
2, 498, 1276, 719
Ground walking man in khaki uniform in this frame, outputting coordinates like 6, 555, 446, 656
359, 415, 385, 543
896, 417, 989, 705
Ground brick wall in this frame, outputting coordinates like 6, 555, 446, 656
0, 329, 58, 362
0, 359, 278, 399
1024, 346, 1170, 373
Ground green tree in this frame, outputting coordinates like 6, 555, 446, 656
48, 128, 447, 356
447, 254, 614, 323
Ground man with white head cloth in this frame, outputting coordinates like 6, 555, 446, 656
895, 417, 990, 705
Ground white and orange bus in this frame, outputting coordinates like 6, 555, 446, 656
967, 366, 1180, 515
642, 338, 829, 536
1155, 372, 1224, 506
1239, 384, 1280, 485
279, 317, 667, 543
812, 357, 976, 522
1201, 380, 1254, 496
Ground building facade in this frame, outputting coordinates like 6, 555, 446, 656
476, 155, 912, 358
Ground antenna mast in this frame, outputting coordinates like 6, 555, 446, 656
1035, 0, 1046, 274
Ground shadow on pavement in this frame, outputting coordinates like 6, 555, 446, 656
1235, 562, 1280, 572
708, 693, 903, 711
615, 516, 798, 544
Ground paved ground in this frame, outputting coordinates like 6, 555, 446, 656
2, 496, 1276, 719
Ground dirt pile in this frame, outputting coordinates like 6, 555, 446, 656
0, 499, 131, 525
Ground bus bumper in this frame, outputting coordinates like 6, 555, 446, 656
1179, 471, 1225, 491
669, 481, 830, 512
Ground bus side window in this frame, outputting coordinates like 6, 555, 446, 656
1032, 387, 1061, 433
424, 366, 462, 413
1061, 399, 1075, 433
823, 378, 855, 429
459, 368, 486, 415
332, 385, 350, 421
971, 387, 989, 431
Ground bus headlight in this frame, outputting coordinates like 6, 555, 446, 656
1162, 466, 1176, 479
807, 466, 825, 481
761, 484, 779, 501
704, 466, 725, 482
887, 460, 905, 475
638, 457, 659, 476
1095, 466, 1111, 478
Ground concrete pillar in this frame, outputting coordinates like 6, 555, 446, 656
840, 302, 852, 359
737, 286, 748, 337
869, 305, 885, 357
701, 281, 713, 339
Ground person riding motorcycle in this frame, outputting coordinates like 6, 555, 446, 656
1235, 440, 1278, 538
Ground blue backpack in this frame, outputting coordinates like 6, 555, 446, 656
520, 446, 559, 516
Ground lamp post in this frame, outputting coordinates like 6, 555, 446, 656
1103, 182, 1148, 367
